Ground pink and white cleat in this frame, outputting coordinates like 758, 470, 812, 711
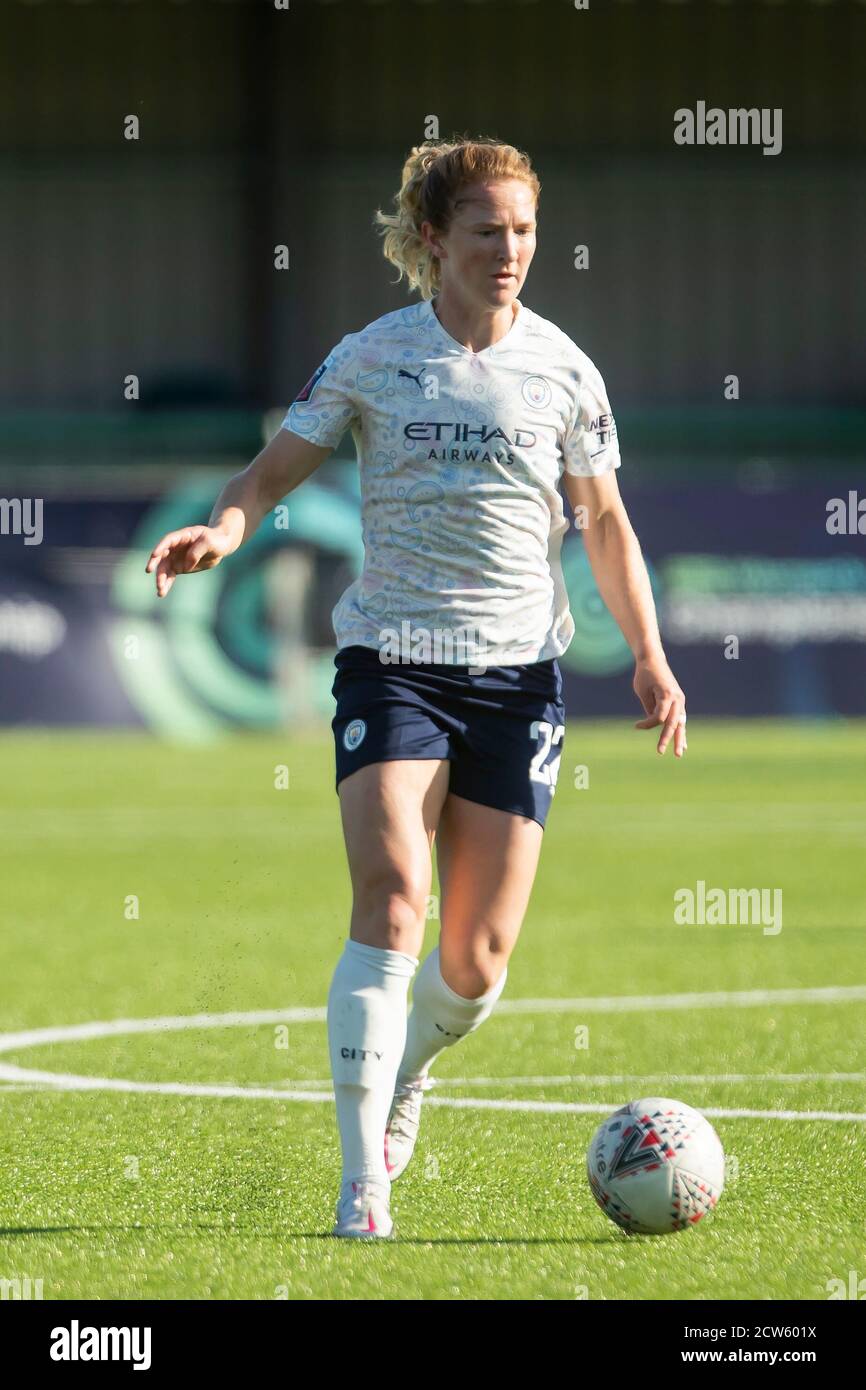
384, 1075, 434, 1181
332, 1180, 394, 1239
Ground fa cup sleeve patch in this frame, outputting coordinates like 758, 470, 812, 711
293, 360, 329, 403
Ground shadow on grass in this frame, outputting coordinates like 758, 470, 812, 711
0, 1224, 621, 1247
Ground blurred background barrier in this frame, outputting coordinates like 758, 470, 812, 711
2, 423, 864, 732
1, 0, 864, 735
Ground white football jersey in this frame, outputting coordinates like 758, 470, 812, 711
281, 297, 620, 666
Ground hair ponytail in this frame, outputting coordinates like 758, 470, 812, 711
373, 136, 540, 300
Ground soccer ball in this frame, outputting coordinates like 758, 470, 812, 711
587, 1097, 724, 1235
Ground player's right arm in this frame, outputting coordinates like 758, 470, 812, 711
145, 428, 331, 598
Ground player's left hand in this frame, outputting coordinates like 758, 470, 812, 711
633, 657, 687, 757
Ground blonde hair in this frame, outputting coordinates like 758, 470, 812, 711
374, 136, 541, 300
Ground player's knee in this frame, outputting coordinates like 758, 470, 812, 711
449, 938, 509, 998
352, 870, 428, 950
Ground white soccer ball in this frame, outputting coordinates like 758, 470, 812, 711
587, 1097, 724, 1235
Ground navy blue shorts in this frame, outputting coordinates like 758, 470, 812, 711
331, 645, 566, 829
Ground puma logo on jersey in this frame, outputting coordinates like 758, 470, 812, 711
397, 367, 425, 390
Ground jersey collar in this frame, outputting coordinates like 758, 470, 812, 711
424, 296, 525, 357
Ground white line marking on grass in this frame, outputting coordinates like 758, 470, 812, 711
0, 1064, 861, 1123
0, 1063, 333, 1103
495, 985, 866, 1014
426, 1098, 866, 1123
1, 987, 864, 1122
275, 1072, 866, 1089
0, 1007, 325, 1055
0, 983, 860, 1059
415, 1072, 866, 1087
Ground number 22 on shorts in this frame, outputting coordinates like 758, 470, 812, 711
529, 719, 564, 787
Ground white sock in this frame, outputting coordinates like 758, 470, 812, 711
397, 945, 507, 1083
327, 938, 418, 1196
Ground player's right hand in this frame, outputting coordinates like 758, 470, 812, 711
145, 524, 235, 598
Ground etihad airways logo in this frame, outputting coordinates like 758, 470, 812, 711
405, 422, 537, 446
405, 420, 537, 465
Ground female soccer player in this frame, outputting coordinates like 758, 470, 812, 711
145, 138, 686, 1240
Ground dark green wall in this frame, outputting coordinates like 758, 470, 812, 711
1, 0, 863, 410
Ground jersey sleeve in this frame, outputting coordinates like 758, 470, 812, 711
281, 332, 360, 450
561, 360, 621, 477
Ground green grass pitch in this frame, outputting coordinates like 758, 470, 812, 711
1, 720, 864, 1300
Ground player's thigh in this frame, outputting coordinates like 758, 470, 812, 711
338, 759, 451, 949
435, 792, 544, 997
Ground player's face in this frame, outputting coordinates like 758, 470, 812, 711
428, 179, 537, 308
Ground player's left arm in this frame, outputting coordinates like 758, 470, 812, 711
562, 469, 687, 757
